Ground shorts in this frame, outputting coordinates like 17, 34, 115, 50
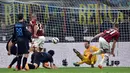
33, 36, 45, 48
33, 52, 41, 67
10, 46, 17, 55
17, 38, 29, 55
6, 40, 17, 55
99, 37, 110, 53
6, 45, 17, 55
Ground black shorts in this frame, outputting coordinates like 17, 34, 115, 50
17, 38, 29, 55
6, 45, 17, 55
6, 39, 17, 55
31, 52, 35, 64
10, 46, 17, 55
33, 52, 41, 67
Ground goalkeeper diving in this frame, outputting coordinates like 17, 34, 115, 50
73, 40, 104, 68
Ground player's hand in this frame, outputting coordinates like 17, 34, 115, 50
53, 64, 58, 69
8, 52, 11, 55
111, 52, 115, 57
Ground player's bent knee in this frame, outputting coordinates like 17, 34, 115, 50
34, 63, 38, 69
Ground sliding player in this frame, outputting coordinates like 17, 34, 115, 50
73, 40, 104, 68
25, 50, 57, 70
89, 23, 120, 69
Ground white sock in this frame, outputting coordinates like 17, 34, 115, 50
99, 54, 109, 66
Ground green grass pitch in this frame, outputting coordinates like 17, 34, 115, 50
0, 67, 130, 73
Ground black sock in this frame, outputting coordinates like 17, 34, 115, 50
9, 57, 17, 67
22, 57, 27, 69
28, 64, 35, 69
31, 54, 34, 63
17, 56, 22, 70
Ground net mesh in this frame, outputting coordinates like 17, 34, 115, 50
0, 0, 130, 42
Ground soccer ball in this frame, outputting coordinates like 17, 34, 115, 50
52, 37, 59, 44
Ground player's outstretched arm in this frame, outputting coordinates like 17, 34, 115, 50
43, 62, 57, 69
91, 32, 104, 41
111, 40, 117, 57
42, 63, 51, 69
50, 63, 57, 69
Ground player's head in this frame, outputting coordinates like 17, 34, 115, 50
18, 14, 23, 21
113, 23, 119, 30
32, 13, 37, 20
84, 40, 90, 49
48, 50, 55, 56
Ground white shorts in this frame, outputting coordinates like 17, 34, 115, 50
32, 36, 45, 48
99, 37, 110, 53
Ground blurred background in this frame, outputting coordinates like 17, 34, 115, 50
0, 0, 130, 42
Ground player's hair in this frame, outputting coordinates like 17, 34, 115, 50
84, 40, 90, 44
18, 14, 23, 20
114, 23, 119, 28
48, 50, 55, 56
32, 13, 37, 18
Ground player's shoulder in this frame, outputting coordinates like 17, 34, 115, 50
90, 46, 99, 49
90, 45, 97, 48
114, 29, 120, 35
15, 22, 24, 27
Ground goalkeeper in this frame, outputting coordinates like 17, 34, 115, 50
73, 40, 104, 68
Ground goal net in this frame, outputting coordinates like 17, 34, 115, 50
0, 0, 130, 42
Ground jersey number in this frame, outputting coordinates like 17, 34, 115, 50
16, 28, 23, 36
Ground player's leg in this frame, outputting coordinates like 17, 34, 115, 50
16, 55, 22, 70
22, 54, 28, 69
8, 57, 17, 68
26, 62, 39, 69
8, 45, 17, 68
97, 37, 110, 69
90, 55, 97, 68
32, 38, 42, 52
92, 37, 106, 55
73, 55, 89, 66
34, 36, 45, 46
73, 48, 84, 60
25, 52, 40, 70
15, 41, 23, 70
74, 59, 87, 66
98, 53, 109, 69
89, 37, 109, 59
73, 61, 83, 66
31, 52, 35, 64
39, 36, 46, 52
22, 41, 29, 70
26, 63, 35, 69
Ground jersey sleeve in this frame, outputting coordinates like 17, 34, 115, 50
92, 46, 99, 52
103, 30, 107, 33
83, 49, 87, 56
114, 32, 120, 41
